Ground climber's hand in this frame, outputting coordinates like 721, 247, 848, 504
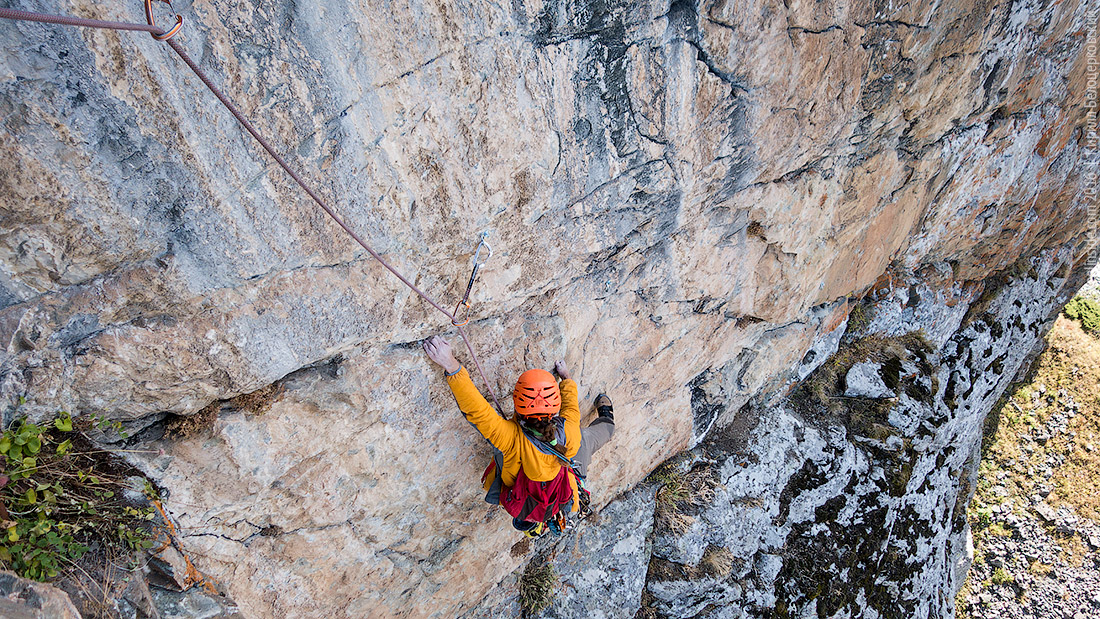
554, 360, 571, 381
424, 336, 461, 374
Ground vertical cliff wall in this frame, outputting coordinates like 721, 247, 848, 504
0, 0, 1093, 616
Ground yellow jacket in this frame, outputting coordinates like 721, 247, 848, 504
446, 367, 581, 511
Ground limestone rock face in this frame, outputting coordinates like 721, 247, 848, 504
0, 0, 1092, 617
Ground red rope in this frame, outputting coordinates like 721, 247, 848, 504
0, 6, 506, 414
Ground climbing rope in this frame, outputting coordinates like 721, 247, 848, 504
0, 3, 506, 414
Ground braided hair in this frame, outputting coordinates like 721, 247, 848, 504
519, 416, 567, 456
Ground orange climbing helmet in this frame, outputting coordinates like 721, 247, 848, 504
513, 369, 561, 420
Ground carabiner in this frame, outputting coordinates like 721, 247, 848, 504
452, 233, 493, 327
144, 0, 184, 41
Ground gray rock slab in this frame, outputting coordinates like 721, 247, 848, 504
0, 571, 81, 619
545, 484, 659, 619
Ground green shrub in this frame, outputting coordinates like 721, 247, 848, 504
991, 567, 1014, 586
0, 410, 155, 581
1063, 296, 1100, 334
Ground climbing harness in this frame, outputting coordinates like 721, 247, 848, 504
0, 3, 506, 414
519, 423, 592, 507
452, 232, 492, 328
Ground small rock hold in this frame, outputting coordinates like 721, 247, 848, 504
844, 362, 895, 399
1034, 502, 1058, 522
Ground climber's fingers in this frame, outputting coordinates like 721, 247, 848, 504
554, 360, 571, 381
423, 336, 459, 371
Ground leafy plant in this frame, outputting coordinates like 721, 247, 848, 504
0, 410, 155, 582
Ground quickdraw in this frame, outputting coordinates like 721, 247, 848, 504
452, 232, 492, 327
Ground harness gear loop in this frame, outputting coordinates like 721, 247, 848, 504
144, 0, 182, 40
452, 232, 492, 327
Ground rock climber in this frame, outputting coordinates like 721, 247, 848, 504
422, 335, 615, 535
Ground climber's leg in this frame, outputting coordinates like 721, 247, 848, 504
574, 395, 615, 478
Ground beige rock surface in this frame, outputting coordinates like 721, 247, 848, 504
0, 0, 1094, 616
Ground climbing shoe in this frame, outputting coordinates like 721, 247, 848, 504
595, 394, 614, 421
514, 516, 548, 538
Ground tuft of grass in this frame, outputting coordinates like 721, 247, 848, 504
991, 568, 1014, 586
746, 220, 767, 241
519, 559, 558, 616
663, 511, 696, 536
846, 299, 872, 334
652, 465, 689, 506
165, 402, 220, 439
1028, 560, 1053, 576
166, 382, 285, 440
650, 462, 719, 535
700, 545, 735, 579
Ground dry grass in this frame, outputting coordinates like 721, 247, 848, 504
635, 591, 659, 619
970, 317, 1100, 518
979, 316, 1100, 521
230, 382, 285, 417
1056, 530, 1088, 569
959, 315, 1100, 615
958, 316, 1100, 612
165, 382, 284, 439
700, 546, 735, 579
1028, 560, 1054, 576
652, 463, 719, 534
1042, 317, 1100, 521
165, 402, 219, 439
518, 559, 558, 616
662, 511, 696, 536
